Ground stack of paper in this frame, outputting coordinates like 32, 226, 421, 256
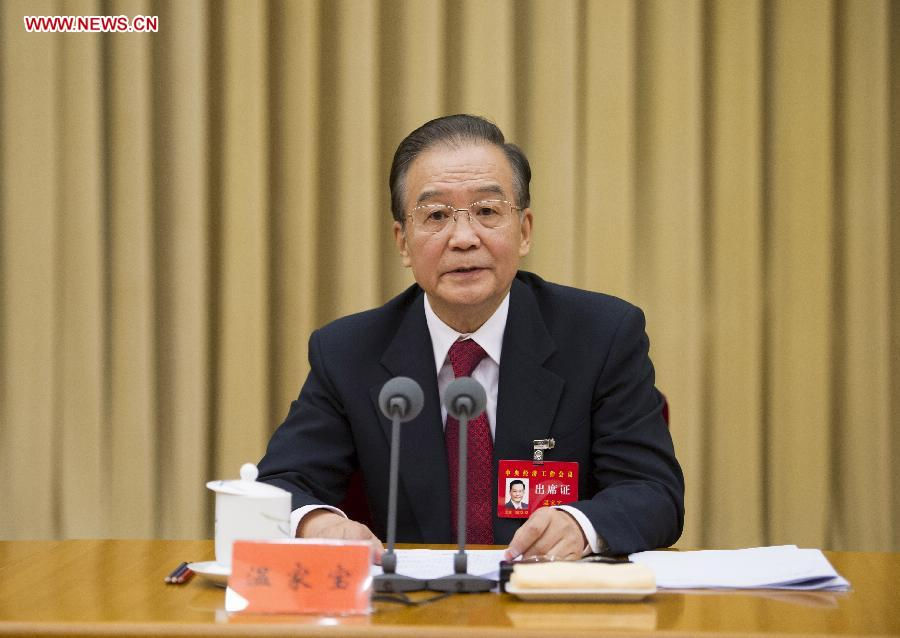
629, 545, 850, 591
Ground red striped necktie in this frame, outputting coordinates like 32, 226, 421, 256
444, 338, 494, 545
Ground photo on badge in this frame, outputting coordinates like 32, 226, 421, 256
503, 477, 530, 517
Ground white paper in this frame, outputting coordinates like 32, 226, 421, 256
370, 549, 506, 581
629, 545, 850, 591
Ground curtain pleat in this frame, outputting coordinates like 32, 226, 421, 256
269, 0, 320, 432
581, 0, 636, 300
766, 0, 834, 547
1, 0, 897, 551
705, 0, 765, 549
833, 0, 892, 550
154, 0, 210, 539
57, 0, 105, 538
634, 0, 706, 548
891, 0, 900, 554
106, 0, 157, 537
1, 0, 60, 539
449, 0, 516, 131
214, 0, 271, 480
327, 0, 381, 319
524, 0, 579, 284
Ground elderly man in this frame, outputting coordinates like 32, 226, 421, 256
258, 114, 684, 563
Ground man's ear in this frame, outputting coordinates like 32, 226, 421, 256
393, 221, 411, 267
518, 209, 533, 257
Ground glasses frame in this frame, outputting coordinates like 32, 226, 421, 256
405, 199, 523, 234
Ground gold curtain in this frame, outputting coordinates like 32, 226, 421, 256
1, 0, 898, 551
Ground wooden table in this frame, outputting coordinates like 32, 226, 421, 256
0, 540, 897, 637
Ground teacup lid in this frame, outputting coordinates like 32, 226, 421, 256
206, 463, 290, 498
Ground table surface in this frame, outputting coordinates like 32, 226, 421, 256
0, 540, 897, 638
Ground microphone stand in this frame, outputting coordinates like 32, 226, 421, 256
429, 379, 494, 593
373, 381, 427, 593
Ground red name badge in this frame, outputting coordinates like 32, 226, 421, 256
228, 540, 371, 615
497, 460, 579, 518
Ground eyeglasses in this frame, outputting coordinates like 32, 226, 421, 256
406, 199, 522, 234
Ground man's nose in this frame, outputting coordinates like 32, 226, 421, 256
447, 210, 481, 247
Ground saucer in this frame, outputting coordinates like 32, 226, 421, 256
188, 560, 230, 587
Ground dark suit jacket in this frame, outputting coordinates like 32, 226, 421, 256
504, 501, 528, 510
257, 271, 684, 555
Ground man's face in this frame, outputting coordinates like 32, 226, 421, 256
393, 142, 532, 332
510, 483, 525, 503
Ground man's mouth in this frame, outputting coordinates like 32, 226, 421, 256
447, 266, 484, 274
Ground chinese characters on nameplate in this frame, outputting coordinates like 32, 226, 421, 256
228, 540, 372, 614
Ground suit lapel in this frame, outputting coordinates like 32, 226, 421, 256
493, 278, 565, 543
494, 278, 565, 468
370, 291, 452, 542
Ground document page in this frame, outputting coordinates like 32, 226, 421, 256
629, 545, 850, 590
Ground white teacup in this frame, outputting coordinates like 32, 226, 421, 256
207, 463, 291, 568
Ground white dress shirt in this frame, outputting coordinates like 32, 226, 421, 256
292, 291, 603, 554
423, 292, 505, 436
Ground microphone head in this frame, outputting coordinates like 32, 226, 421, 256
378, 377, 424, 422
443, 377, 487, 420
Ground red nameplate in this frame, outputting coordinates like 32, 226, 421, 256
497, 460, 579, 518
228, 540, 371, 615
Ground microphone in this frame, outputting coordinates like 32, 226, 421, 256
378, 376, 425, 423
444, 376, 487, 422
373, 377, 427, 593
428, 376, 494, 593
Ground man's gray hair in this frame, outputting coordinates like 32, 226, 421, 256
388, 114, 531, 223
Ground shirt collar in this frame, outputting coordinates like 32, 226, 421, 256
423, 291, 510, 374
